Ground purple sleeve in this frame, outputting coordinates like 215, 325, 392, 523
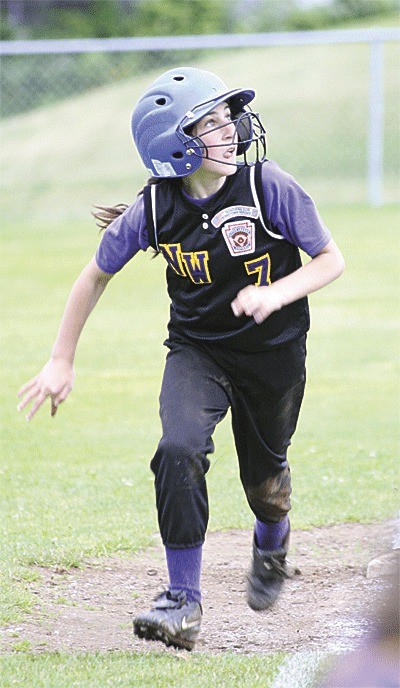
95, 194, 149, 274
261, 161, 331, 257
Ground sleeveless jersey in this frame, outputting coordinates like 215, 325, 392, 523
143, 162, 310, 350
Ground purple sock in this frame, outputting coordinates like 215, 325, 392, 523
255, 516, 289, 551
165, 545, 202, 604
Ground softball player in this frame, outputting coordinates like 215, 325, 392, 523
18, 67, 344, 651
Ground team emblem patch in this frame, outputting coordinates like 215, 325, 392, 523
212, 205, 258, 228
222, 220, 256, 256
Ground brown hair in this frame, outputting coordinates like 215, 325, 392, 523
92, 177, 167, 232
92, 178, 171, 259
92, 203, 128, 231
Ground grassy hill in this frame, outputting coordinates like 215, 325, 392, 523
0, 33, 399, 223
1, 25, 399, 687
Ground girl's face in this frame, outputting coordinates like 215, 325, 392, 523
191, 102, 237, 178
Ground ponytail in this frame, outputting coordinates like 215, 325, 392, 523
92, 203, 128, 232
92, 177, 168, 232
92, 177, 173, 260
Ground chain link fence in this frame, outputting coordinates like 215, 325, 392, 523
0, 30, 399, 207
1, 52, 135, 118
0, 47, 200, 119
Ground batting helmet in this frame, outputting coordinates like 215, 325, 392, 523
131, 67, 266, 178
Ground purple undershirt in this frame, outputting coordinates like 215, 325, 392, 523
95, 160, 331, 275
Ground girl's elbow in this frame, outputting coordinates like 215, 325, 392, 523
329, 241, 345, 279
336, 253, 345, 278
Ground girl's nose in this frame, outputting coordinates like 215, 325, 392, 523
222, 120, 236, 139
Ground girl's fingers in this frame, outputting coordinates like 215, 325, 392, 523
24, 391, 47, 421
53, 382, 71, 407
17, 384, 40, 412
51, 384, 69, 416
17, 376, 38, 398
231, 296, 255, 317
231, 300, 240, 317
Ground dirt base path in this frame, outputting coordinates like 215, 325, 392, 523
1, 521, 396, 655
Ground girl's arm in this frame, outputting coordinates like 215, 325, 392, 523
18, 257, 113, 420
231, 238, 345, 324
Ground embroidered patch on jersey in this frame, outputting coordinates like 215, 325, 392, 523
222, 220, 256, 256
211, 205, 259, 228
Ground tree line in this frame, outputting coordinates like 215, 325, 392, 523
1, 0, 397, 41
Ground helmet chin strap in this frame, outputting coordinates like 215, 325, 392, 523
184, 112, 266, 168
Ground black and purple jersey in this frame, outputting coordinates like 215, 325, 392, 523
96, 160, 331, 349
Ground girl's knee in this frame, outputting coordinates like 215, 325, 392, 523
245, 467, 292, 521
151, 438, 210, 490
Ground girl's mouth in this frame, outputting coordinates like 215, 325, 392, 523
223, 146, 236, 159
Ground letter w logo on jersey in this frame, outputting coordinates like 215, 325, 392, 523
159, 243, 211, 284
222, 220, 255, 257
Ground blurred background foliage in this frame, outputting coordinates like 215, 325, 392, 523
1, 0, 398, 40
0, 0, 398, 119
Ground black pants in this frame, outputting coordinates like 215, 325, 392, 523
150, 332, 306, 549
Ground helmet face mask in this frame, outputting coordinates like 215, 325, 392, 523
131, 67, 267, 178
180, 109, 267, 169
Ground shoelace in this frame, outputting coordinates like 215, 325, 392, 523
265, 553, 291, 579
269, 554, 301, 578
153, 589, 187, 609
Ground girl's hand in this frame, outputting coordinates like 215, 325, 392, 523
17, 359, 76, 421
231, 285, 284, 324
232, 240, 345, 326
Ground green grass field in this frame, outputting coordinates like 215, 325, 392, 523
1, 205, 398, 686
1, 26, 399, 688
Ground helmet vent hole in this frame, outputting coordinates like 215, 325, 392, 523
155, 97, 166, 106
173, 76, 185, 81
172, 151, 183, 159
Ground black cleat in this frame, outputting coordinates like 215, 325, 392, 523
133, 589, 202, 651
246, 532, 290, 611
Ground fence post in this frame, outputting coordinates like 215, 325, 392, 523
368, 40, 384, 207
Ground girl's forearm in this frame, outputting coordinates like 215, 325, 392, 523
273, 239, 345, 307
51, 257, 113, 364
